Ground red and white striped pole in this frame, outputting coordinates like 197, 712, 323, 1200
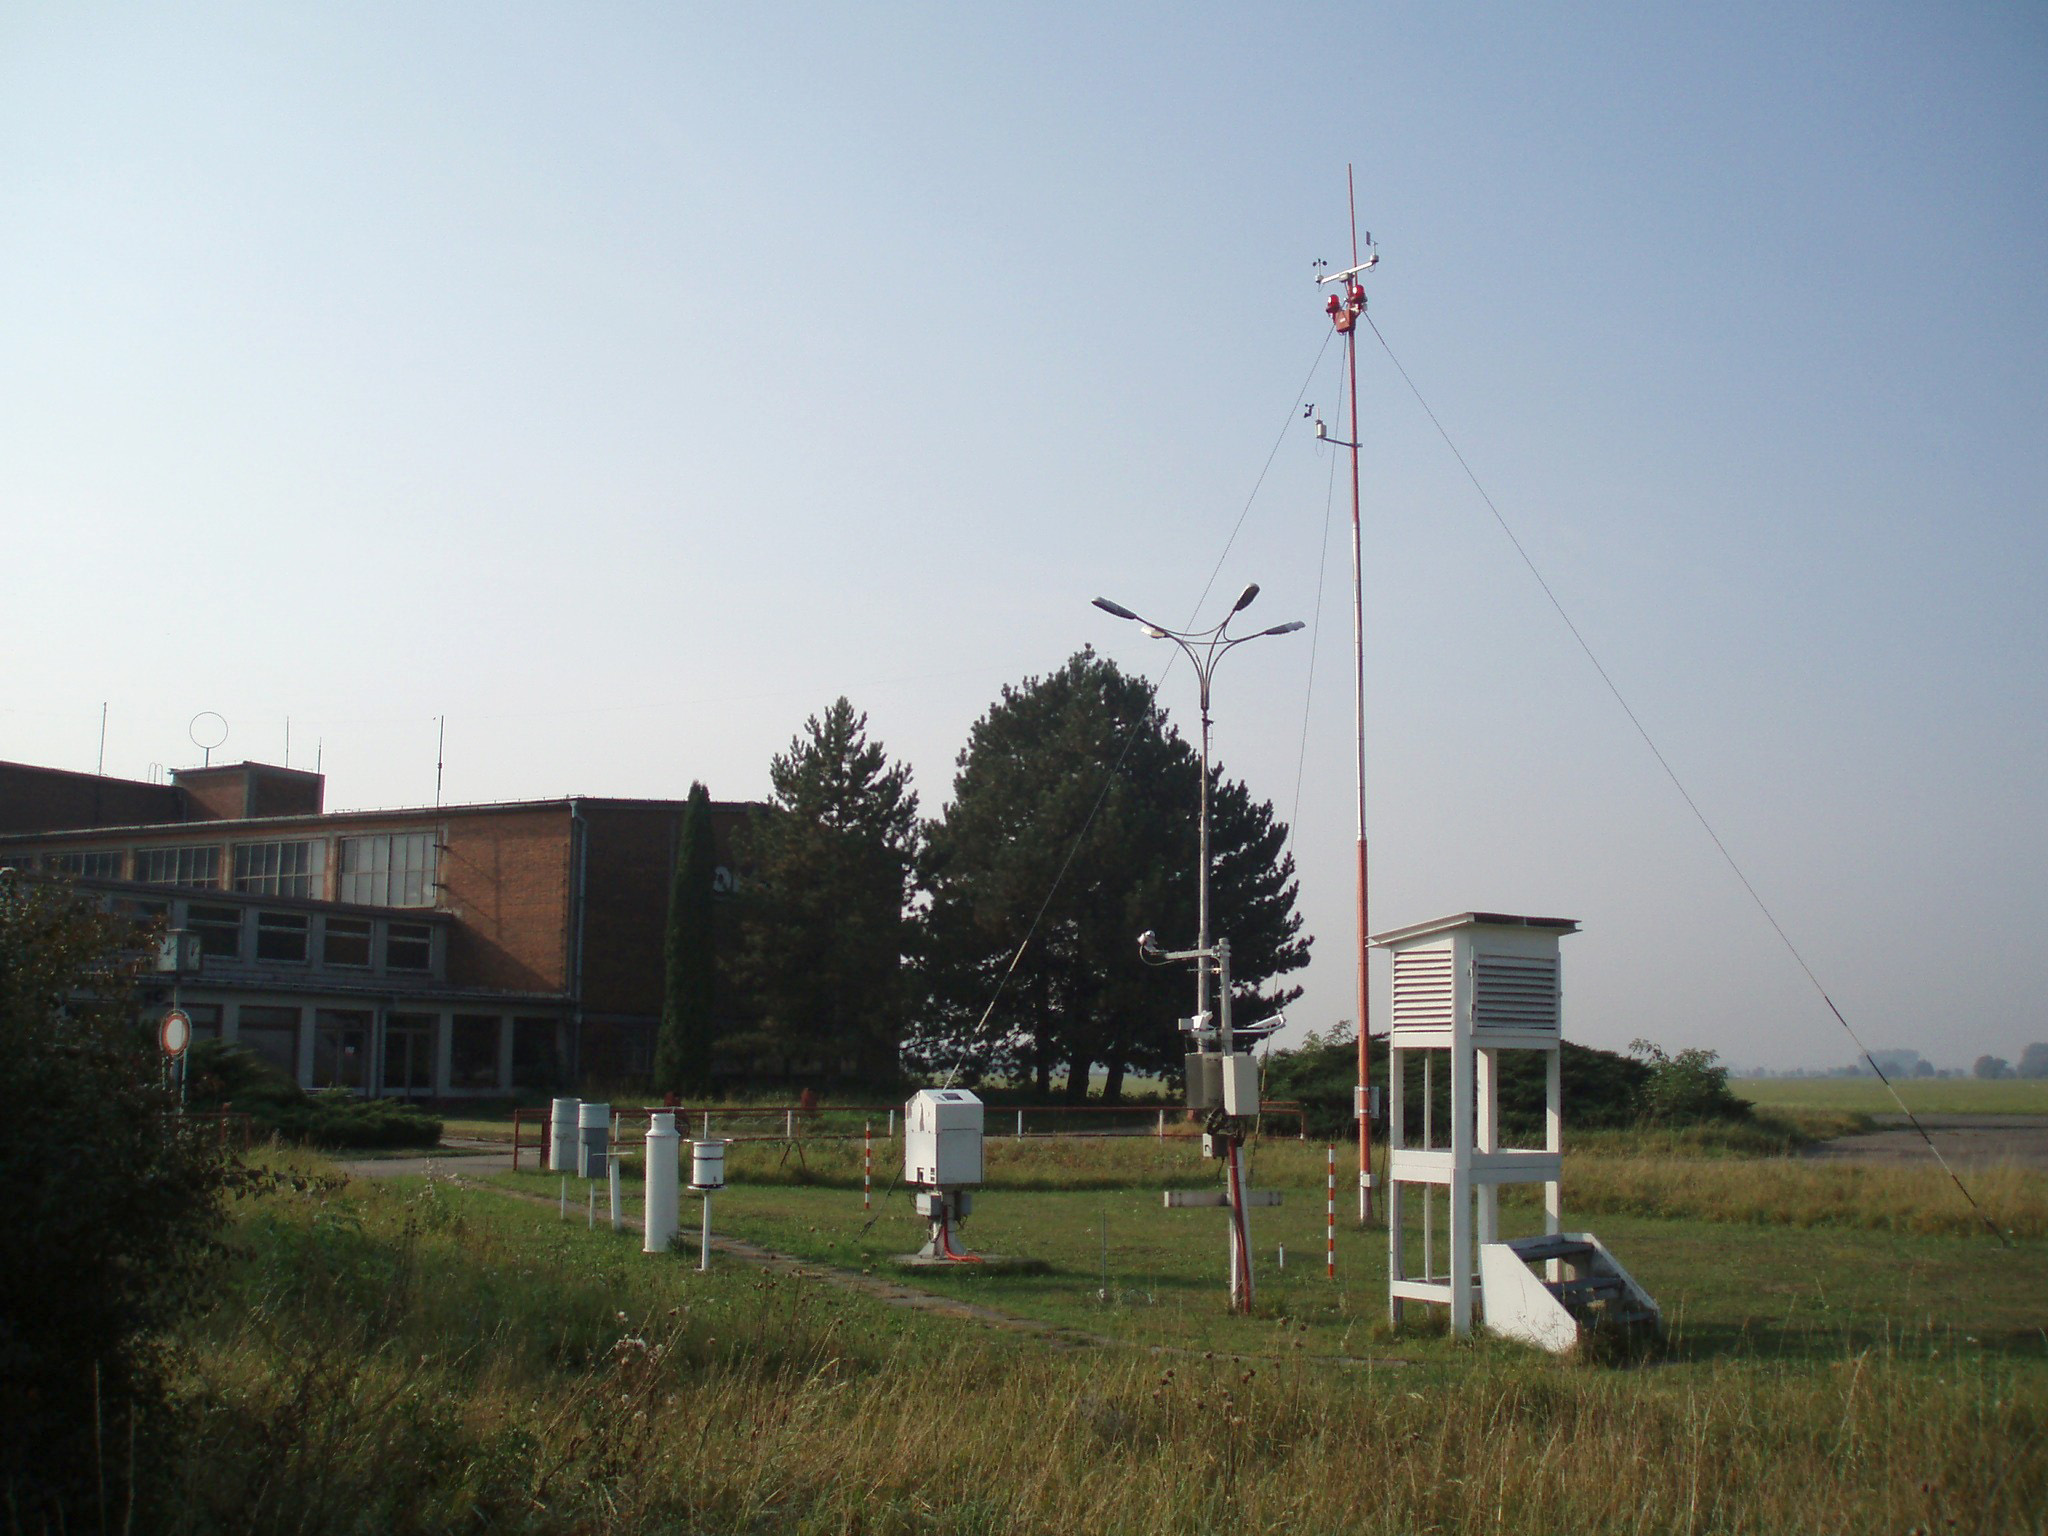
863, 1119, 872, 1212
1327, 1144, 1337, 1279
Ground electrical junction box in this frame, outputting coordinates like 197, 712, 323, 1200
1221, 1053, 1260, 1116
914, 1189, 972, 1219
904, 1088, 983, 1187
1184, 1052, 1223, 1111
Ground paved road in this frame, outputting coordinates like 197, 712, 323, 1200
1806, 1115, 2048, 1172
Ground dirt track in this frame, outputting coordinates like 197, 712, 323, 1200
1805, 1115, 2048, 1172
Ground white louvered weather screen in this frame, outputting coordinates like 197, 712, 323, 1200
1390, 946, 1454, 1030
1473, 954, 1560, 1033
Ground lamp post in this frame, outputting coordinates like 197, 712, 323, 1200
1091, 585, 1303, 1044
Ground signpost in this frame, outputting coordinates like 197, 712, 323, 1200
160, 1007, 192, 1105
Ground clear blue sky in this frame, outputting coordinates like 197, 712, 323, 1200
4, 5, 2043, 1069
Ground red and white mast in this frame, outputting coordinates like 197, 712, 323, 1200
1317, 167, 1378, 1221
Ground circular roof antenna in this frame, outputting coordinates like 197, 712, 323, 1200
188, 712, 229, 768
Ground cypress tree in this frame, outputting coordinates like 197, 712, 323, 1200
654, 782, 717, 1097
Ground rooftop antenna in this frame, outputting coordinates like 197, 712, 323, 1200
284, 716, 290, 768
434, 715, 445, 808
1314, 164, 1379, 1221
188, 712, 229, 770
96, 703, 107, 776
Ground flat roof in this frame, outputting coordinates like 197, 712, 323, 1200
1368, 911, 1580, 947
0, 794, 757, 844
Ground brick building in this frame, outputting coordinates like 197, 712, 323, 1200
0, 759, 752, 1098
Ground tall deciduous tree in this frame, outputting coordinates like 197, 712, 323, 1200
654, 783, 717, 1097
729, 699, 919, 1086
918, 649, 1308, 1100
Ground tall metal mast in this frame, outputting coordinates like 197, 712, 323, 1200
1316, 167, 1378, 1221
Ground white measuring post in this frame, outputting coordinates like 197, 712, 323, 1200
608, 1155, 622, 1233
643, 1112, 680, 1253
863, 1120, 872, 1212
559, 1175, 567, 1220
1327, 1145, 1336, 1279
691, 1139, 726, 1273
548, 1097, 579, 1172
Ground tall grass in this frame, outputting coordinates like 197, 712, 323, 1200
167, 1155, 2046, 1535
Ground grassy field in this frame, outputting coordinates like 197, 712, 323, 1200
1736, 1075, 2048, 1115
166, 1139, 2048, 1534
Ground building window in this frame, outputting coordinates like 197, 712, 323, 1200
235, 1005, 300, 1081
255, 911, 309, 963
46, 849, 126, 879
185, 904, 244, 959
136, 846, 221, 889
512, 1017, 561, 1091
450, 1015, 500, 1090
232, 840, 326, 899
180, 1003, 223, 1043
385, 921, 433, 973
383, 1013, 435, 1095
312, 1009, 370, 1090
337, 833, 437, 907
322, 915, 372, 968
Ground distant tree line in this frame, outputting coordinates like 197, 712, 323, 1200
653, 649, 1307, 1100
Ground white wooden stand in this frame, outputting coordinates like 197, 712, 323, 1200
1377, 912, 1576, 1337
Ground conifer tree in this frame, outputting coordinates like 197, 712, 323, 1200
918, 650, 1307, 1099
729, 699, 919, 1086
654, 782, 718, 1097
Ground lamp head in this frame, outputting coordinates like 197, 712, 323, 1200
1263, 620, 1306, 636
1093, 597, 1140, 622
1231, 583, 1260, 613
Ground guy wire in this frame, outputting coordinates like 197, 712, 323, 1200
1365, 312, 2012, 1248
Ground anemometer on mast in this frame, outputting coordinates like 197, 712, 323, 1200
1311, 170, 1382, 1224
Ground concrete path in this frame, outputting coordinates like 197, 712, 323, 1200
1805, 1115, 2048, 1172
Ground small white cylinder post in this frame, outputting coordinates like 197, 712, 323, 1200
587, 1184, 595, 1229
559, 1175, 567, 1220
888, 1108, 895, 1138
863, 1120, 872, 1212
609, 1157, 622, 1233
1158, 1109, 1165, 1140
577, 1101, 610, 1180
699, 1193, 712, 1273
1278, 1243, 1286, 1270
1016, 1109, 1023, 1140
785, 1108, 793, 1138
548, 1097, 579, 1173
702, 1110, 710, 1138
644, 1112, 680, 1254
690, 1139, 725, 1273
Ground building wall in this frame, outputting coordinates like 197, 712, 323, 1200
0, 760, 184, 835
172, 763, 325, 820
577, 801, 751, 1020
438, 805, 575, 995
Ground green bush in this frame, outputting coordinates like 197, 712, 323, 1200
1261, 1030, 1657, 1138
188, 1040, 441, 1149
1629, 1039, 1753, 1123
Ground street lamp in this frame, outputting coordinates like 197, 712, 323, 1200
1091, 586, 1303, 1048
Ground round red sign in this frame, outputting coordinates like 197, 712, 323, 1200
159, 1009, 192, 1058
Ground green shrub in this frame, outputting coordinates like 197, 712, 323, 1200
1629, 1039, 1753, 1123
188, 1041, 441, 1149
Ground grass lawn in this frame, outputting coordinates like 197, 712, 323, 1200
1736, 1075, 2048, 1115
493, 1135, 2048, 1365
164, 1136, 2048, 1534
